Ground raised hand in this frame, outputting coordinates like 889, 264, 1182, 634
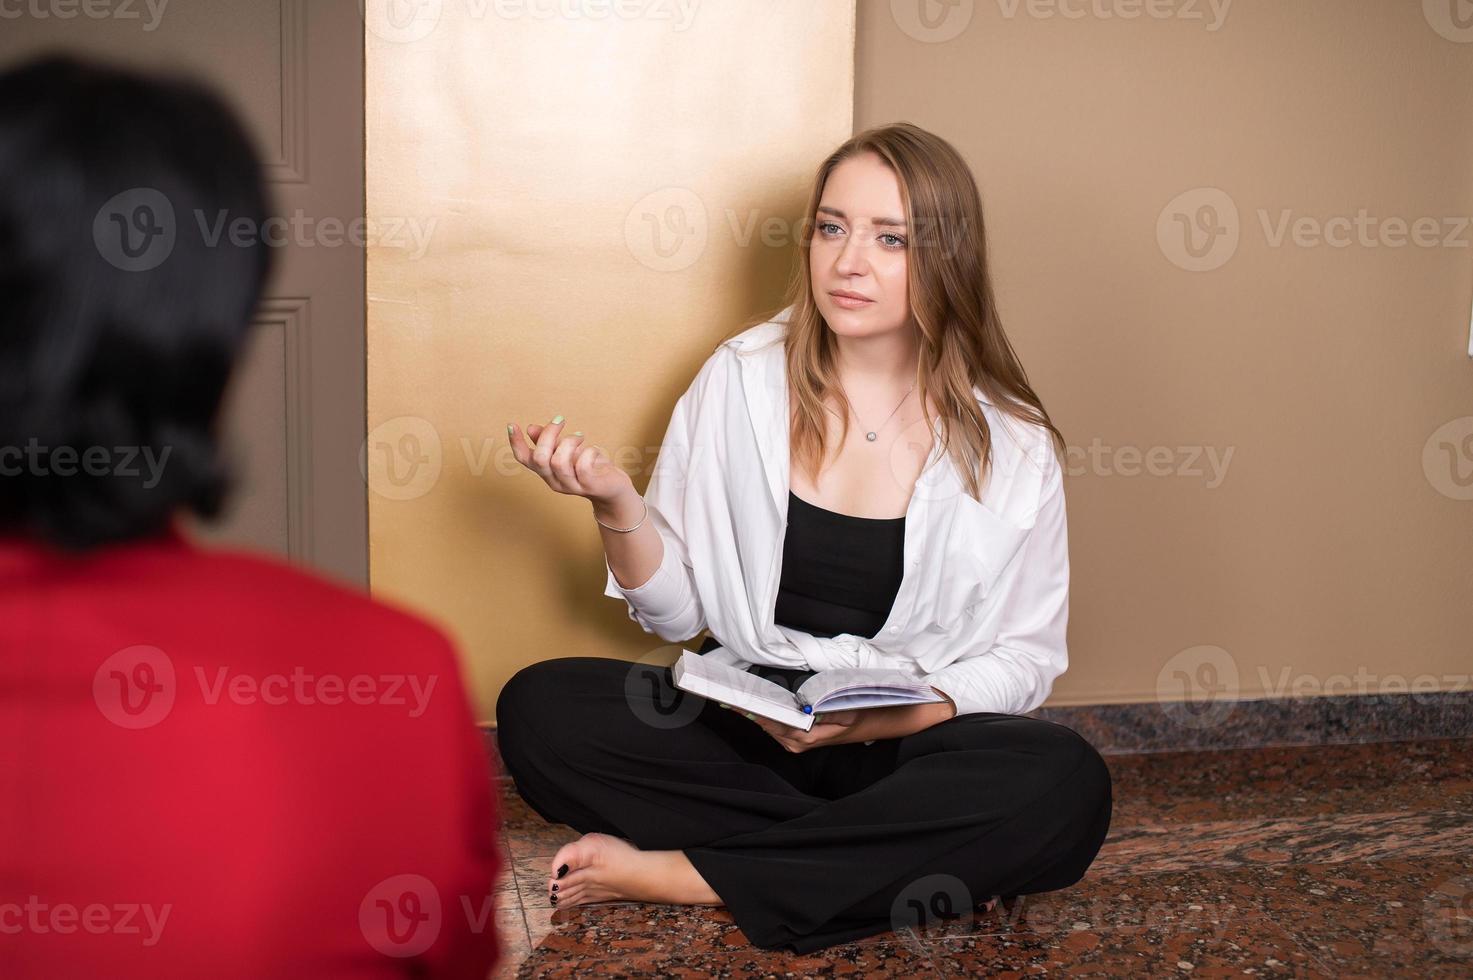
508, 416, 633, 504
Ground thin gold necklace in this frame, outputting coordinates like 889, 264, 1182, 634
829, 380, 916, 442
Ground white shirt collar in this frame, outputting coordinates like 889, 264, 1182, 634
719, 306, 997, 521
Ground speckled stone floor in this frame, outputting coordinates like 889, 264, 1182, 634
489, 736, 1473, 978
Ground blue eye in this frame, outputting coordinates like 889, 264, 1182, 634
815, 221, 906, 248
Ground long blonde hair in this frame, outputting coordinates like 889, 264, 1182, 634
724, 122, 1065, 502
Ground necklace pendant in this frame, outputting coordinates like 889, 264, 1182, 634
865, 431, 877, 442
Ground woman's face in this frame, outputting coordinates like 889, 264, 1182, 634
809, 151, 911, 339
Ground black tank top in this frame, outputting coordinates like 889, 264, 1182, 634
696, 490, 906, 654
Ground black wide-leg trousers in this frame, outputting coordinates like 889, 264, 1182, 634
495, 655, 1113, 953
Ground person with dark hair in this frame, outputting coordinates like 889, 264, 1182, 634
0, 54, 501, 978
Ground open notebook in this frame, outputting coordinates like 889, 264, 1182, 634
671, 649, 945, 732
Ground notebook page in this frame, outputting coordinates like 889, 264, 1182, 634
794, 667, 945, 712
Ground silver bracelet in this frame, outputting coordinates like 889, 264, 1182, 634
593, 497, 648, 533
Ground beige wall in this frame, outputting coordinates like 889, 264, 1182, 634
366, 1, 856, 719
369, 0, 1471, 721
857, 0, 1473, 704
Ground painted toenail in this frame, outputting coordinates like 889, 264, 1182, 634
557, 864, 569, 879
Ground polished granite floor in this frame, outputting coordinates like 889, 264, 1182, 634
489, 736, 1473, 977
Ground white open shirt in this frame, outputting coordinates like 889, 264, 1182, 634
603, 306, 1070, 717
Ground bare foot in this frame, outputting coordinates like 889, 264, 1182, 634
547, 833, 722, 909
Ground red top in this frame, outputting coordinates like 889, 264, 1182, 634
0, 523, 501, 978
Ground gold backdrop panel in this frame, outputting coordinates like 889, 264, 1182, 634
366, 1, 856, 720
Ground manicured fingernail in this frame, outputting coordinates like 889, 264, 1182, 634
507, 424, 514, 435
744, 713, 755, 721
551, 415, 564, 424
717, 702, 729, 709
551, 883, 558, 892
550, 893, 558, 904
557, 864, 569, 879
573, 431, 583, 436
